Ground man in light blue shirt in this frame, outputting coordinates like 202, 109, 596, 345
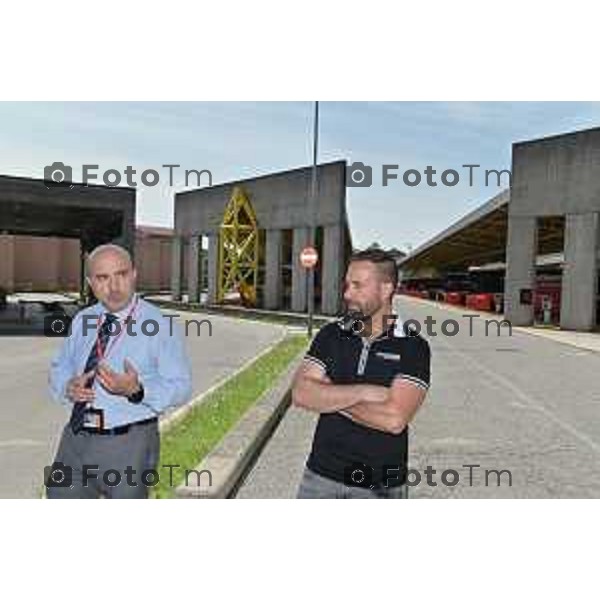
46, 243, 192, 499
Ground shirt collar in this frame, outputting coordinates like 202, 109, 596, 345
392, 314, 406, 338
373, 314, 405, 340
363, 314, 405, 343
100, 293, 138, 321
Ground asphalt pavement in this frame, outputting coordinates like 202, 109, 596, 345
0, 307, 284, 498
237, 296, 600, 498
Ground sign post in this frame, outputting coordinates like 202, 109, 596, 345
300, 245, 319, 337
306, 101, 319, 338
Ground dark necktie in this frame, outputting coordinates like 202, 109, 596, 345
69, 313, 119, 434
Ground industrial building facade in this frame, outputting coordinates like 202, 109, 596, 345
0, 174, 172, 296
7, 126, 599, 331
0, 174, 136, 299
400, 126, 600, 332
506, 127, 600, 331
1, 164, 352, 316
171, 161, 352, 315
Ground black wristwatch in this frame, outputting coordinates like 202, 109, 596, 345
127, 383, 145, 404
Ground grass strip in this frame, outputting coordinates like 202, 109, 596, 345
152, 333, 308, 498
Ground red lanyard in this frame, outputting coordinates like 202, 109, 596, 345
95, 296, 139, 361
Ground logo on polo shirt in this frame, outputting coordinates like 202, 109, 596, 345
375, 351, 401, 362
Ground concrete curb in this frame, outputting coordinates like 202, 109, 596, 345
397, 294, 600, 354
510, 325, 600, 354
175, 355, 303, 499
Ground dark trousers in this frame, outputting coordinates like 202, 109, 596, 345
46, 419, 160, 499
297, 467, 409, 499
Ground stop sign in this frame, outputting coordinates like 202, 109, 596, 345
300, 246, 319, 269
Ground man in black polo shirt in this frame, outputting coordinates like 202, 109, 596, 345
292, 249, 431, 499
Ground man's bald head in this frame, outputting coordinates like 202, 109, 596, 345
85, 244, 137, 312
86, 244, 133, 278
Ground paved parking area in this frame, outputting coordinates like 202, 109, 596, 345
237, 296, 600, 498
0, 308, 284, 498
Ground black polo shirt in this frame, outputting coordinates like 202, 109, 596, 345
303, 317, 431, 488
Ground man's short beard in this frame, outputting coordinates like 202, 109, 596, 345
348, 298, 383, 318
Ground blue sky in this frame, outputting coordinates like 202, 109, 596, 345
1, 101, 599, 251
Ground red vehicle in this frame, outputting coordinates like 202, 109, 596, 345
534, 273, 561, 324
465, 293, 495, 312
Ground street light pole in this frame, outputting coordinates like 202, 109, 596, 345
307, 100, 319, 338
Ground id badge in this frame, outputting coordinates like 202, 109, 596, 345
83, 407, 105, 429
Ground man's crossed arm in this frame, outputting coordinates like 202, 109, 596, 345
291, 360, 428, 435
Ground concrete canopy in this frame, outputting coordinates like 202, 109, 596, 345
399, 190, 510, 275
398, 188, 568, 278
0, 174, 136, 253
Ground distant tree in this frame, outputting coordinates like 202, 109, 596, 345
353, 242, 407, 256
388, 246, 406, 258
366, 241, 382, 251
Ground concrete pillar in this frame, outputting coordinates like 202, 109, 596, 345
0, 234, 15, 292
264, 229, 282, 309
207, 232, 219, 305
187, 235, 201, 304
79, 242, 86, 302
321, 223, 343, 315
560, 212, 599, 330
80, 235, 98, 305
171, 235, 183, 301
505, 215, 537, 326
112, 203, 136, 259
291, 227, 310, 313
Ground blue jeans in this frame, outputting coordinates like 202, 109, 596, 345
296, 467, 408, 499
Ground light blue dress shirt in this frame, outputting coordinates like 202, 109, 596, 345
49, 294, 193, 428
